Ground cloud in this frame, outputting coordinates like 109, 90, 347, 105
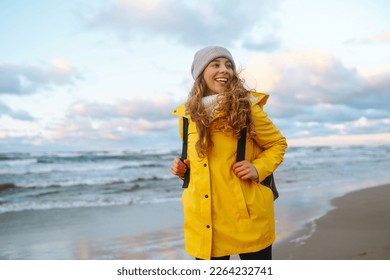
86, 0, 281, 50
0, 59, 81, 95
241, 34, 280, 52
345, 31, 390, 45
69, 96, 180, 120
288, 133, 390, 147
327, 117, 390, 135
0, 95, 182, 151
39, 114, 178, 151
245, 50, 390, 111
243, 50, 390, 138
60, 97, 180, 139
0, 102, 34, 121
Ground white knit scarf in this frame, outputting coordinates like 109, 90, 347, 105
202, 94, 221, 119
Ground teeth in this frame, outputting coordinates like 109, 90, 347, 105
215, 78, 228, 83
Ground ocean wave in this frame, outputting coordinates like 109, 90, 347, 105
107, 184, 141, 194
0, 150, 176, 165
120, 163, 165, 169
0, 158, 37, 166
7, 174, 175, 189
0, 195, 181, 214
33, 151, 175, 164
0, 198, 135, 214
0, 160, 168, 176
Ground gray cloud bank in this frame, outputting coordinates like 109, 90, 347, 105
0, 102, 34, 121
259, 53, 390, 138
0, 62, 81, 95
86, 0, 281, 50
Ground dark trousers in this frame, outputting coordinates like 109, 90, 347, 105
196, 245, 272, 260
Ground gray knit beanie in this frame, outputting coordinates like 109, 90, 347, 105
191, 46, 236, 79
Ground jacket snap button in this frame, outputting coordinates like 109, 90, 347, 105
206, 225, 210, 229
203, 163, 207, 167
205, 195, 208, 198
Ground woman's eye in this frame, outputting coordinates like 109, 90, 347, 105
226, 63, 232, 69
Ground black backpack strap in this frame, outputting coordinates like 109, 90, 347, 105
236, 128, 247, 162
180, 117, 190, 188
236, 128, 279, 200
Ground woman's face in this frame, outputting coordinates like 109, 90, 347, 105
203, 57, 234, 95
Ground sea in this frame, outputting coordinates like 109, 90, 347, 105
1, 145, 390, 244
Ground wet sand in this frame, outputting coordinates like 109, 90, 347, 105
0, 200, 190, 259
274, 184, 390, 259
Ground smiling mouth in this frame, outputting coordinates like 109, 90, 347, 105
215, 78, 228, 84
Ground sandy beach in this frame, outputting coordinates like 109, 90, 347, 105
1, 184, 390, 260
274, 184, 390, 260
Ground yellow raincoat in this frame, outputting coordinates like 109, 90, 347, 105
172, 92, 287, 259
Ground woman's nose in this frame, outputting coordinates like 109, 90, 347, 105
219, 64, 228, 73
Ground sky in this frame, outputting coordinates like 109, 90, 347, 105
0, 0, 389, 152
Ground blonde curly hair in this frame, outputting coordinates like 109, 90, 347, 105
185, 71, 255, 157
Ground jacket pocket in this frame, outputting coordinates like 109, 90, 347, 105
254, 181, 274, 213
231, 182, 250, 219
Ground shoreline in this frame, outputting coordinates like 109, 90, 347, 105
1, 183, 390, 260
274, 183, 390, 259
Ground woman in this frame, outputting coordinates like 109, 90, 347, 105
170, 46, 287, 260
